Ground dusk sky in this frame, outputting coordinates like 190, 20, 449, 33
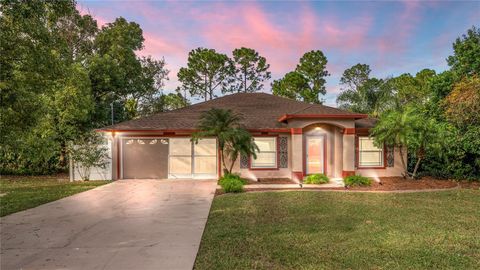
77, 0, 479, 106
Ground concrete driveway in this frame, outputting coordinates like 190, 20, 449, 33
0, 179, 217, 270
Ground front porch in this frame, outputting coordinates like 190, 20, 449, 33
289, 120, 357, 182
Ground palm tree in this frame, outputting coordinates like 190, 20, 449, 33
371, 106, 445, 179
192, 108, 257, 175
371, 108, 411, 178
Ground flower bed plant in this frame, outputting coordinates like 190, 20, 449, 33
219, 173, 247, 193
344, 175, 372, 187
303, 174, 329, 184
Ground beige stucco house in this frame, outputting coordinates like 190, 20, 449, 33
95, 93, 405, 182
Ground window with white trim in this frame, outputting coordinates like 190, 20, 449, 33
358, 136, 384, 167
251, 137, 277, 168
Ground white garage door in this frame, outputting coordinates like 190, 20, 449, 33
169, 138, 217, 179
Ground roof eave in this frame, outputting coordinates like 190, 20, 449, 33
278, 114, 369, 122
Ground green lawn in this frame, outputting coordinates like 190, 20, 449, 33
195, 190, 480, 270
0, 177, 111, 217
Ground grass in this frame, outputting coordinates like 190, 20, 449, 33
0, 177, 111, 217
195, 190, 480, 270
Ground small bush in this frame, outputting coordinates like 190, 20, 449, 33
219, 173, 248, 185
344, 175, 372, 187
219, 173, 246, 193
303, 174, 329, 184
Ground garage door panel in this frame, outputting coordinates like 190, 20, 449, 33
169, 138, 217, 179
194, 156, 217, 174
122, 138, 168, 179
169, 156, 192, 174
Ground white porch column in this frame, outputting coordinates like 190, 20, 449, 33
342, 131, 355, 178
290, 128, 304, 182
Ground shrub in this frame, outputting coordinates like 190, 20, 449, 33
344, 175, 372, 187
219, 173, 246, 193
303, 174, 329, 184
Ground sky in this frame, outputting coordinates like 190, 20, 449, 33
77, 0, 479, 106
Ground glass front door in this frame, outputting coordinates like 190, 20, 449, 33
306, 136, 324, 174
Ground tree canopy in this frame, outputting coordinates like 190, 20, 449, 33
272, 50, 329, 104
232, 47, 271, 93
0, 0, 175, 174
337, 64, 392, 117
447, 26, 480, 77
177, 48, 234, 101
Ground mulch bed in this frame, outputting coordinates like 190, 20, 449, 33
216, 176, 479, 196
347, 176, 461, 191
246, 178, 296, 184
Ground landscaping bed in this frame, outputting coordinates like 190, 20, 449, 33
245, 178, 296, 184
195, 190, 480, 269
218, 177, 479, 194
0, 175, 111, 216
347, 176, 462, 191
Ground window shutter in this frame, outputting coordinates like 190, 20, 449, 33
240, 153, 249, 169
279, 136, 288, 168
386, 146, 395, 167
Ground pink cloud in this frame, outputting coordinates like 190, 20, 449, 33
76, 2, 109, 27
197, 2, 372, 77
77, 0, 375, 97
138, 32, 186, 60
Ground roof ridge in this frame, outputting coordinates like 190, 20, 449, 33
289, 103, 315, 115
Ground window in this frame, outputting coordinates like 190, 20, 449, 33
251, 137, 277, 168
358, 136, 384, 167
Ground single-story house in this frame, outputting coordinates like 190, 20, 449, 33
89, 93, 404, 182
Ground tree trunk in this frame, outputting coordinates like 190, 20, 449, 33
412, 148, 425, 179
59, 141, 67, 168
220, 148, 228, 176
204, 74, 208, 101
398, 145, 409, 179
228, 154, 238, 174
243, 68, 247, 93
412, 157, 422, 179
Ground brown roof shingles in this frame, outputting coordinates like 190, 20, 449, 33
100, 93, 370, 131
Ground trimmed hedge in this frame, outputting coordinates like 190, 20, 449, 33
344, 175, 372, 187
303, 174, 329, 184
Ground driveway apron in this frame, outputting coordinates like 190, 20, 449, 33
0, 179, 217, 270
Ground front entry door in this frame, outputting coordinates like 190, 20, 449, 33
306, 136, 325, 174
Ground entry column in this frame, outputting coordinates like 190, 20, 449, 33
290, 128, 304, 182
342, 130, 356, 178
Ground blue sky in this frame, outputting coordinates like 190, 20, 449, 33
78, 0, 479, 106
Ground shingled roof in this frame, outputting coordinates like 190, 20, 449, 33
100, 93, 368, 131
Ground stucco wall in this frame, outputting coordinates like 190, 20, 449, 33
230, 134, 292, 180
355, 147, 406, 178
103, 127, 405, 181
